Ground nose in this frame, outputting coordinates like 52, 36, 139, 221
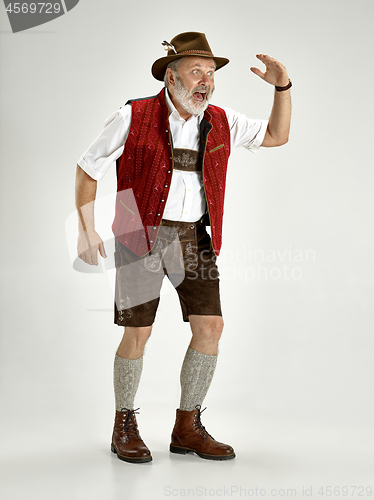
199, 73, 211, 87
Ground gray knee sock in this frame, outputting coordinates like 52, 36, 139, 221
113, 354, 143, 411
179, 347, 217, 411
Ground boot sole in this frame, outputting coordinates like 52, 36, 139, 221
111, 443, 152, 463
170, 444, 235, 461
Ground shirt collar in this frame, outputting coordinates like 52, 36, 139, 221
164, 88, 205, 124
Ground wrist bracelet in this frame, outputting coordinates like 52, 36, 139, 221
275, 79, 292, 92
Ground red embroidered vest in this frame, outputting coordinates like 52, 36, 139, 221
113, 88, 231, 256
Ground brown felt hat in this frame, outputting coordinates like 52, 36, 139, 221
151, 31, 229, 81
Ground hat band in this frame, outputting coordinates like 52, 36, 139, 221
172, 49, 214, 57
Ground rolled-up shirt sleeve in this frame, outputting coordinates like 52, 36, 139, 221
77, 105, 132, 181
223, 107, 268, 153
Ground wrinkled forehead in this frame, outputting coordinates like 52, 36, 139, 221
179, 56, 216, 71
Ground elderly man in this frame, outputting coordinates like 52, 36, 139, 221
75, 32, 291, 464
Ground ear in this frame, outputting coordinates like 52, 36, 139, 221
166, 68, 176, 88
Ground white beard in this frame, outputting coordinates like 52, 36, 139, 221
174, 76, 214, 116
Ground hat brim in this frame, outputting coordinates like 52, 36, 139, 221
151, 54, 229, 81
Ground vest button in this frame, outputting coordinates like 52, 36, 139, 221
167, 170, 171, 173
150, 240, 154, 243
157, 214, 161, 216
161, 199, 164, 202
164, 185, 168, 188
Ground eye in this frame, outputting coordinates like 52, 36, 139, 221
192, 70, 199, 75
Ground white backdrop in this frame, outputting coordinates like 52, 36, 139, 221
1, 0, 373, 499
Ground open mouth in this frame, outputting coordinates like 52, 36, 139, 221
193, 91, 207, 102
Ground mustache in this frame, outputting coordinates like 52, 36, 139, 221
191, 85, 215, 97
193, 85, 209, 92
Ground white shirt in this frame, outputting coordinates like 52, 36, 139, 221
78, 89, 268, 222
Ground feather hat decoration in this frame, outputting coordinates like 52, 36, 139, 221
161, 41, 177, 54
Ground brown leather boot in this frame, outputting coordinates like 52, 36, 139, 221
111, 408, 152, 463
170, 405, 235, 460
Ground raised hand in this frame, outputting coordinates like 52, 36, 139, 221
250, 54, 289, 87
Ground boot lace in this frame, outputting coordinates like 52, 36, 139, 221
192, 405, 214, 440
120, 407, 140, 439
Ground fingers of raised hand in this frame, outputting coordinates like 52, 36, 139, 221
250, 66, 265, 79
258, 53, 278, 61
252, 54, 288, 86
256, 54, 284, 70
256, 53, 271, 64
